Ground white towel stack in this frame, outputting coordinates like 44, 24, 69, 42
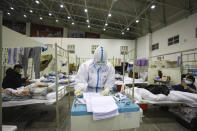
84, 93, 119, 120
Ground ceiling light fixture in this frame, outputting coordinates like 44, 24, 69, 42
103, 28, 106, 31
86, 19, 89, 23
84, 8, 88, 13
10, 7, 14, 10
40, 17, 43, 20
56, 19, 59, 22
7, 12, 11, 15
49, 13, 52, 16
35, 0, 40, 4
105, 23, 108, 26
60, 4, 64, 8
136, 19, 139, 23
88, 25, 90, 28
127, 27, 130, 31
121, 32, 125, 35
72, 22, 74, 25
67, 16, 71, 19
108, 13, 112, 17
151, 5, 156, 9
24, 14, 27, 18
30, 10, 33, 13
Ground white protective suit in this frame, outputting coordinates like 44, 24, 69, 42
74, 46, 115, 93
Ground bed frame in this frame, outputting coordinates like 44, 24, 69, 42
1, 43, 71, 129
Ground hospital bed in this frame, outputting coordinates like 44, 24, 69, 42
2, 43, 71, 128
115, 75, 148, 86
125, 87, 197, 107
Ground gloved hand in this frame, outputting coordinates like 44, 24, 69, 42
101, 88, 110, 96
75, 90, 83, 98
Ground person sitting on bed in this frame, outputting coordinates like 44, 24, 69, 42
181, 72, 192, 81
2, 64, 29, 89
170, 75, 196, 93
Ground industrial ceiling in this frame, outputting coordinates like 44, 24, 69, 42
0, 0, 197, 39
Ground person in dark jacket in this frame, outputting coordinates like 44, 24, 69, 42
2, 64, 28, 89
170, 75, 196, 93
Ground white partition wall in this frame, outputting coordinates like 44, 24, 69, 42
151, 13, 197, 60
2, 26, 43, 47
32, 37, 135, 60
137, 13, 197, 61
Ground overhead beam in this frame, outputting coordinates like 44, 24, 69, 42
3, 11, 139, 37
122, 0, 156, 32
3, 4, 145, 32
162, 0, 167, 26
48, 0, 161, 24
147, 11, 152, 33
103, 0, 115, 29
140, 0, 191, 13
40, 0, 58, 19
185, 0, 192, 14
152, 8, 191, 30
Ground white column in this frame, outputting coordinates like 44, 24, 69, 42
0, 10, 3, 131
132, 39, 137, 103
148, 33, 152, 60
63, 27, 68, 37
26, 22, 31, 36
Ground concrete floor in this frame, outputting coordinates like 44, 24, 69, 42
2, 94, 190, 131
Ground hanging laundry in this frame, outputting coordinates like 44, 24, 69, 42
8, 48, 23, 64
19, 47, 41, 79
135, 59, 149, 72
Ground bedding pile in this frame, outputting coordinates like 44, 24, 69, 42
125, 87, 197, 106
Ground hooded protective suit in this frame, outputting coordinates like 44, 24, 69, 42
74, 46, 115, 93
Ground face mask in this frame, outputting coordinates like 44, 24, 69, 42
18, 69, 23, 74
185, 80, 192, 85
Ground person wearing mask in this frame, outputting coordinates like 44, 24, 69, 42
2, 64, 29, 89
74, 46, 115, 96
170, 75, 196, 93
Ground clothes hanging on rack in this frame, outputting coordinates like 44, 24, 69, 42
177, 56, 181, 67
127, 62, 133, 72
135, 59, 148, 72
19, 47, 41, 79
8, 48, 23, 64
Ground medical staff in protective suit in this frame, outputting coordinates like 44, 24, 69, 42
74, 45, 115, 96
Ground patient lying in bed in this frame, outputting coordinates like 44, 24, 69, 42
2, 82, 53, 101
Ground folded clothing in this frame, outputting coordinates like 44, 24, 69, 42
84, 93, 119, 120
91, 96, 119, 120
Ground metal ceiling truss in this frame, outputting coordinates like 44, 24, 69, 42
1, 0, 197, 39
1, 0, 141, 37
1, 2, 142, 36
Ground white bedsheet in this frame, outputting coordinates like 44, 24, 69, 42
2, 86, 68, 107
2, 99, 52, 107
115, 77, 147, 85
125, 87, 197, 107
